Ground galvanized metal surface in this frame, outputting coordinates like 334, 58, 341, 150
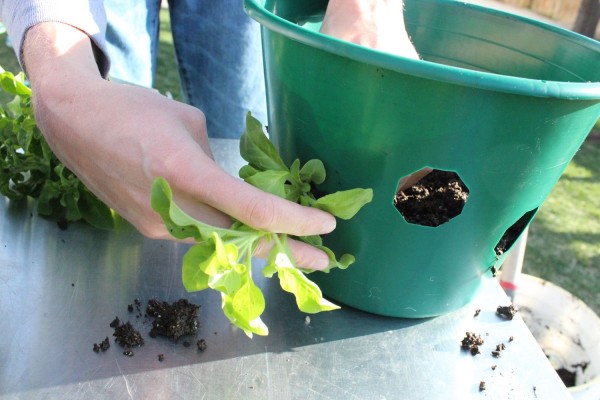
0, 140, 570, 399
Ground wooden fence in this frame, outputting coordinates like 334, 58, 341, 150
498, 0, 582, 25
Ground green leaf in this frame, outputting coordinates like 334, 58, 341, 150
239, 164, 259, 180
221, 276, 269, 338
313, 188, 373, 220
285, 184, 305, 203
182, 242, 214, 292
239, 112, 288, 172
79, 189, 114, 230
222, 295, 269, 338
36, 181, 61, 216
62, 190, 82, 221
150, 177, 211, 240
207, 235, 245, 293
209, 269, 244, 294
300, 159, 326, 185
232, 279, 266, 322
6, 95, 22, 117
317, 246, 355, 273
0, 71, 31, 96
244, 169, 289, 198
299, 235, 323, 247
213, 231, 238, 267
273, 251, 339, 313
288, 159, 311, 193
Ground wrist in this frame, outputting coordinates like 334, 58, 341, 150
22, 22, 103, 93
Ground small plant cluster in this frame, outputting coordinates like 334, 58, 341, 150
151, 113, 373, 337
0, 66, 112, 229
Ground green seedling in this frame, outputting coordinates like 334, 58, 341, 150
0, 66, 113, 229
151, 112, 373, 337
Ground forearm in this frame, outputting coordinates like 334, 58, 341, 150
22, 22, 103, 90
0, 0, 110, 75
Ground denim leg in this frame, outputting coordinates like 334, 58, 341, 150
168, 0, 267, 139
103, 0, 161, 86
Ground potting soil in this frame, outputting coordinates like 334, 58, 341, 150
93, 298, 204, 357
394, 170, 469, 227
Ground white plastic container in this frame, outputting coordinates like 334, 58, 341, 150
513, 274, 600, 399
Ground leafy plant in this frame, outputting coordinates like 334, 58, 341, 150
0, 66, 113, 229
151, 112, 373, 337
0, 67, 113, 228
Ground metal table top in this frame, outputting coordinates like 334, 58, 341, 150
0, 139, 570, 399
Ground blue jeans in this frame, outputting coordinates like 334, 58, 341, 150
103, 0, 266, 139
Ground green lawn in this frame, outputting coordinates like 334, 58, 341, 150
154, 8, 183, 101
523, 139, 600, 314
1, 11, 599, 314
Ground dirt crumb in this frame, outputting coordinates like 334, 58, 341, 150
92, 337, 110, 353
496, 305, 517, 320
461, 331, 484, 356
113, 321, 145, 348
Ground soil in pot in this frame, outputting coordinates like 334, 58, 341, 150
394, 169, 469, 227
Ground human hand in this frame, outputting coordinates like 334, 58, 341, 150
320, 0, 420, 59
22, 22, 336, 270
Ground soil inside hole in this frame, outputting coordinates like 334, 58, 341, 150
494, 210, 535, 257
394, 170, 469, 227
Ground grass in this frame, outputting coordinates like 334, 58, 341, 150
523, 139, 600, 314
154, 8, 183, 101
1, 11, 599, 314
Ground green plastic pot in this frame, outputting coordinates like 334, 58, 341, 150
244, 0, 600, 317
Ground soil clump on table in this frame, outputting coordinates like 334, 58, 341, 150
111, 318, 145, 349
146, 298, 200, 341
496, 304, 517, 320
93, 298, 204, 357
461, 331, 485, 356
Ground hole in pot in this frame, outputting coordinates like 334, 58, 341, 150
394, 168, 469, 227
494, 208, 537, 257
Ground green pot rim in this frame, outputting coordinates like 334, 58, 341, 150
244, 0, 600, 100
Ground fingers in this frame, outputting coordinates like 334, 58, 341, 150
170, 191, 233, 229
254, 236, 331, 271
197, 169, 337, 237
154, 137, 337, 238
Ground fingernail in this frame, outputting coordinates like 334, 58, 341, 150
313, 251, 330, 271
321, 216, 336, 233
